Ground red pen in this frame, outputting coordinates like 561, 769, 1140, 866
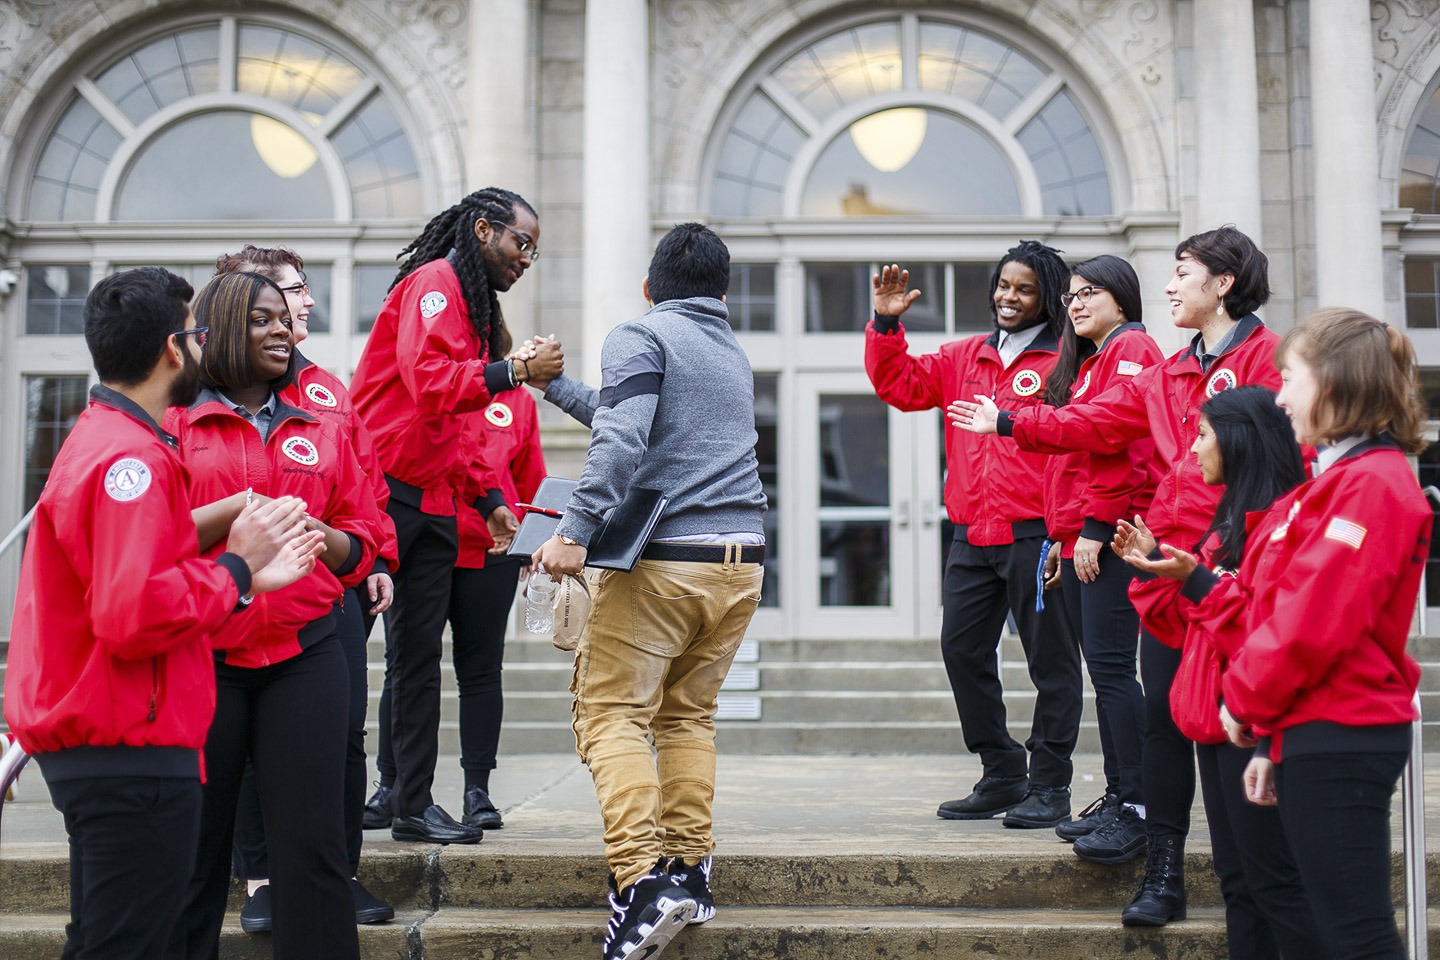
515, 502, 563, 518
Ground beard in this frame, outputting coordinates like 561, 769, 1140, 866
169, 345, 201, 407
482, 237, 513, 292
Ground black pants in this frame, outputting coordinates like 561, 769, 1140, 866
1058, 554, 1145, 803
177, 634, 357, 960
47, 774, 201, 960
232, 594, 370, 878
1197, 742, 1327, 960
1139, 628, 1195, 835
940, 536, 1082, 786
1275, 751, 1409, 960
381, 496, 460, 816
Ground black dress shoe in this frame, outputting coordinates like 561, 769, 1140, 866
351, 878, 395, 924
937, 774, 1029, 820
462, 785, 503, 829
362, 783, 393, 830
390, 803, 484, 844
1002, 785, 1071, 828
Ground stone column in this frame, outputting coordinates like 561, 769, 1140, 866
582, 0, 651, 382
1192, 0, 1263, 240
1310, 0, 1385, 314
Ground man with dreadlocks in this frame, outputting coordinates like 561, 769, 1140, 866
350, 187, 561, 844
864, 241, 1083, 830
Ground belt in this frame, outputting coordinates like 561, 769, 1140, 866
641, 542, 766, 564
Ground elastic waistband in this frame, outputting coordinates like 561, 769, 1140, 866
642, 542, 766, 564
34, 744, 201, 782
953, 519, 1048, 542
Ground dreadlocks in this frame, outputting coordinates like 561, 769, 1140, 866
391, 187, 535, 362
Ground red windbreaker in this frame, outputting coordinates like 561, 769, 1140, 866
282, 354, 398, 570
1209, 441, 1427, 759
167, 394, 382, 668
349, 259, 501, 516
456, 388, 547, 569
4, 389, 242, 766
866, 321, 1059, 545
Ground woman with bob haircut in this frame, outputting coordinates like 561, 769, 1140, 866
952, 225, 1281, 927
1120, 385, 1325, 960
165, 271, 385, 960
1212, 310, 1427, 959
1035, 255, 1162, 864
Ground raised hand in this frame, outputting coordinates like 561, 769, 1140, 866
948, 396, 999, 435
227, 495, 309, 574
872, 264, 922, 318
1124, 542, 1199, 581
250, 529, 326, 594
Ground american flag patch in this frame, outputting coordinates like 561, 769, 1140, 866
1117, 360, 1143, 376
1324, 517, 1367, 549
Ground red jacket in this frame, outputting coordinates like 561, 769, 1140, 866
1005, 316, 1281, 642
1210, 440, 1427, 759
282, 353, 398, 571
167, 392, 382, 668
4, 388, 243, 772
349, 259, 502, 517
457, 388, 547, 569
866, 321, 1058, 545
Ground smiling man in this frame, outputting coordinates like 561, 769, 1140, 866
864, 241, 1083, 830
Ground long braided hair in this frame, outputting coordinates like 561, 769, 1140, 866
391, 187, 535, 361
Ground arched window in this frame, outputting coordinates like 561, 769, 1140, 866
707, 16, 1114, 220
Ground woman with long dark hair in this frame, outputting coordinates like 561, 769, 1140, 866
1120, 385, 1326, 960
1035, 255, 1161, 862
167, 271, 385, 959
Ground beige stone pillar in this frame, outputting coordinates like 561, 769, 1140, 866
581, 0, 651, 382
1310, 0, 1385, 314
468, 0, 534, 196
1193, 0, 1263, 240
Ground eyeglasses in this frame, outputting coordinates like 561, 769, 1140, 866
1060, 284, 1107, 308
277, 273, 309, 298
173, 326, 209, 348
494, 221, 541, 261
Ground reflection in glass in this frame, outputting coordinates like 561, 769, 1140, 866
299, 264, 333, 334
712, 93, 805, 218
803, 110, 1021, 217
773, 22, 902, 120
332, 93, 423, 219
25, 266, 90, 335
818, 394, 888, 507
954, 263, 997, 331
805, 263, 871, 332
25, 376, 90, 509
95, 27, 220, 125
893, 264, 944, 333
238, 25, 363, 121
355, 264, 394, 333
727, 264, 777, 332
1406, 258, 1440, 330
1018, 91, 1111, 216
116, 112, 333, 220
820, 521, 890, 606
754, 374, 780, 607
30, 97, 121, 220
917, 22, 1046, 116
1403, 87, 1440, 213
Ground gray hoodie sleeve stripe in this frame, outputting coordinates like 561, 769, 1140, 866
599, 371, 661, 409
600, 350, 665, 388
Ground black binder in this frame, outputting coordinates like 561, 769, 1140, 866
508, 478, 669, 573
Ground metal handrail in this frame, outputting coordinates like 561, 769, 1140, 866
1407, 485, 1440, 960
0, 504, 35, 560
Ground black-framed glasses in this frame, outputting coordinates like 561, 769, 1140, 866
494, 221, 541, 261
1060, 284, 1107, 307
173, 325, 209, 348
277, 272, 309, 298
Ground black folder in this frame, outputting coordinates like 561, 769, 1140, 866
508, 478, 669, 573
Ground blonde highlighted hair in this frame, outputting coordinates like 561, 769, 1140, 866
1277, 308, 1427, 454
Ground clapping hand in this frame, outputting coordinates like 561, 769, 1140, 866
872, 264, 922, 318
948, 396, 999, 435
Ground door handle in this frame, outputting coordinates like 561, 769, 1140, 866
921, 498, 937, 528
896, 498, 911, 529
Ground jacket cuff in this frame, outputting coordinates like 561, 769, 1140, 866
555, 513, 599, 547
333, 533, 364, 579
215, 552, 252, 603
369, 557, 391, 577
1254, 735, 1271, 762
1081, 518, 1116, 542
483, 359, 513, 396
996, 411, 1017, 437
872, 312, 901, 335
1180, 565, 1220, 604
473, 488, 507, 519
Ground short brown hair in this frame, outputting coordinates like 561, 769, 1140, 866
1278, 308, 1428, 454
193, 272, 297, 392
214, 245, 304, 283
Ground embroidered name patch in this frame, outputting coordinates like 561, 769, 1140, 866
1324, 517, 1368, 550
1117, 360, 1143, 376
1012, 369, 1043, 397
104, 458, 151, 502
485, 401, 514, 427
305, 383, 338, 408
1206, 368, 1238, 397
1073, 371, 1092, 398
419, 291, 447, 319
281, 437, 320, 466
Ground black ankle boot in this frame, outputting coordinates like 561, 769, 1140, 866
1120, 832, 1186, 926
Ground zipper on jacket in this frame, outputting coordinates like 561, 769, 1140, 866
148, 658, 158, 722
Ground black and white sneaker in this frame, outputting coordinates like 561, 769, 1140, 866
602, 864, 697, 960
667, 855, 714, 924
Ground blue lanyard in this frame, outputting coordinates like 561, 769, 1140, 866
1035, 539, 1053, 611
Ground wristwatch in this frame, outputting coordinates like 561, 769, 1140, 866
559, 535, 581, 546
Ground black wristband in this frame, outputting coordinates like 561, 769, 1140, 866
872, 312, 901, 335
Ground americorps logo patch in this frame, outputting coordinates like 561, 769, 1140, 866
1207, 368, 1238, 397
485, 401, 514, 427
281, 437, 320, 466
305, 382, 338, 408
1073, 370, 1092, 398
104, 457, 151, 501
1011, 369, 1042, 397
420, 291, 447, 319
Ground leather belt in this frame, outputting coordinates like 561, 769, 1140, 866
641, 542, 766, 564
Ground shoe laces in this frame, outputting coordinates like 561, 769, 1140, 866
1134, 839, 1177, 894
1075, 793, 1115, 819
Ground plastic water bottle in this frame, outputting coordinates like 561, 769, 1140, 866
525, 566, 557, 633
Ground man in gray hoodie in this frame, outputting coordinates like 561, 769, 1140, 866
534, 222, 766, 960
